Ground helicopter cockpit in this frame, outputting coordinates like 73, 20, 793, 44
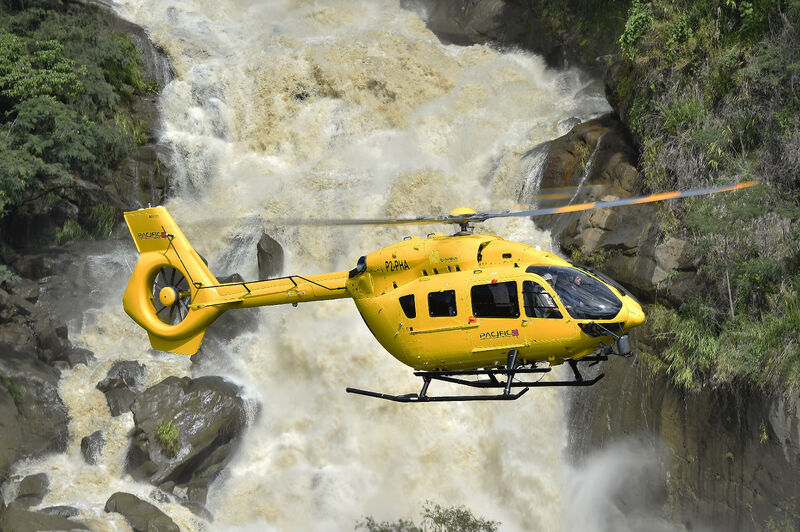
526, 266, 623, 320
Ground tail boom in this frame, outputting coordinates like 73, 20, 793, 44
123, 206, 351, 355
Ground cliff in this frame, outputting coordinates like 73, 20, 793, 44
410, 0, 800, 528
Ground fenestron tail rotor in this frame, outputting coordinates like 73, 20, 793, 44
151, 266, 192, 326
274, 181, 760, 230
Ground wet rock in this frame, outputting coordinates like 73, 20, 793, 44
0, 377, 24, 484
570, 358, 800, 530
181, 499, 214, 521
15, 473, 49, 508
39, 505, 80, 518
403, 0, 507, 46
96, 361, 146, 416
126, 376, 248, 496
0, 269, 96, 368
63, 347, 95, 368
538, 113, 639, 195
0, 502, 89, 531
81, 430, 105, 465
104, 492, 179, 532
149, 488, 171, 504
257, 232, 284, 280
0, 323, 36, 353
29, 317, 72, 365
0, 346, 69, 481
3, 278, 39, 304
115, 143, 172, 209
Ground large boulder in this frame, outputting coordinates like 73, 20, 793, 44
0, 345, 70, 481
126, 376, 248, 504
257, 232, 284, 280
14, 473, 48, 508
0, 502, 88, 531
81, 430, 106, 465
96, 361, 147, 416
104, 492, 179, 532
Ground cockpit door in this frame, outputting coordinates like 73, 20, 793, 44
519, 277, 578, 362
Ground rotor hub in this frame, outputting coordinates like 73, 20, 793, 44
159, 286, 178, 306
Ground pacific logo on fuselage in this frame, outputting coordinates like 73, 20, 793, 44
479, 329, 519, 340
138, 231, 168, 240
385, 259, 410, 272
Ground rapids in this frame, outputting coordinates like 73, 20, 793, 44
3, 1, 664, 530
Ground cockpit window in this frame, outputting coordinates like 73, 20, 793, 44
526, 266, 622, 319
522, 281, 562, 319
471, 281, 519, 318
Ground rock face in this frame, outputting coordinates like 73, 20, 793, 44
569, 357, 800, 530
104, 492, 179, 532
404, 0, 626, 75
529, 113, 700, 304
127, 376, 248, 506
0, 273, 96, 370
0, 346, 70, 481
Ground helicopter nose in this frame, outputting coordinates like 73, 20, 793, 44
625, 297, 646, 329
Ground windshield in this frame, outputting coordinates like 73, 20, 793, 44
526, 266, 622, 320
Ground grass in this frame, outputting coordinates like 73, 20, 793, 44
155, 420, 179, 458
645, 279, 800, 395
0, 370, 25, 405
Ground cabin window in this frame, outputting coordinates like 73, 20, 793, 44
523, 281, 562, 319
399, 294, 416, 319
471, 281, 519, 318
428, 290, 457, 317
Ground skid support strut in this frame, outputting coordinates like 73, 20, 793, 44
346, 351, 609, 403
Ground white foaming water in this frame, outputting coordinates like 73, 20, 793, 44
5, 1, 623, 530
565, 440, 688, 532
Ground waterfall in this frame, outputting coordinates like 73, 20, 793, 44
5, 1, 620, 530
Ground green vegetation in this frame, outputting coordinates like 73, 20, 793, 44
0, 370, 25, 405
619, 1, 653, 60
155, 420, 180, 458
0, 1, 155, 244
356, 502, 499, 532
568, 245, 609, 270
608, 0, 800, 394
0, 264, 19, 285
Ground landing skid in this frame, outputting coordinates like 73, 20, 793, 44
346, 350, 608, 403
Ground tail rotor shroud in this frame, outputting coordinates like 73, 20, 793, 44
152, 266, 192, 326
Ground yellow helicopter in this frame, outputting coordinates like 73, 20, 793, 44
122, 181, 757, 402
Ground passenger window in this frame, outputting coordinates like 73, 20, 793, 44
523, 281, 562, 319
428, 290, 457, 317
471, 281, 519, 318
399, 294, 416, 318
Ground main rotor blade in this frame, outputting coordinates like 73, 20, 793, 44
277, 214, 457, 226
275, 181, 760, 227
484, 181, 760, 221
